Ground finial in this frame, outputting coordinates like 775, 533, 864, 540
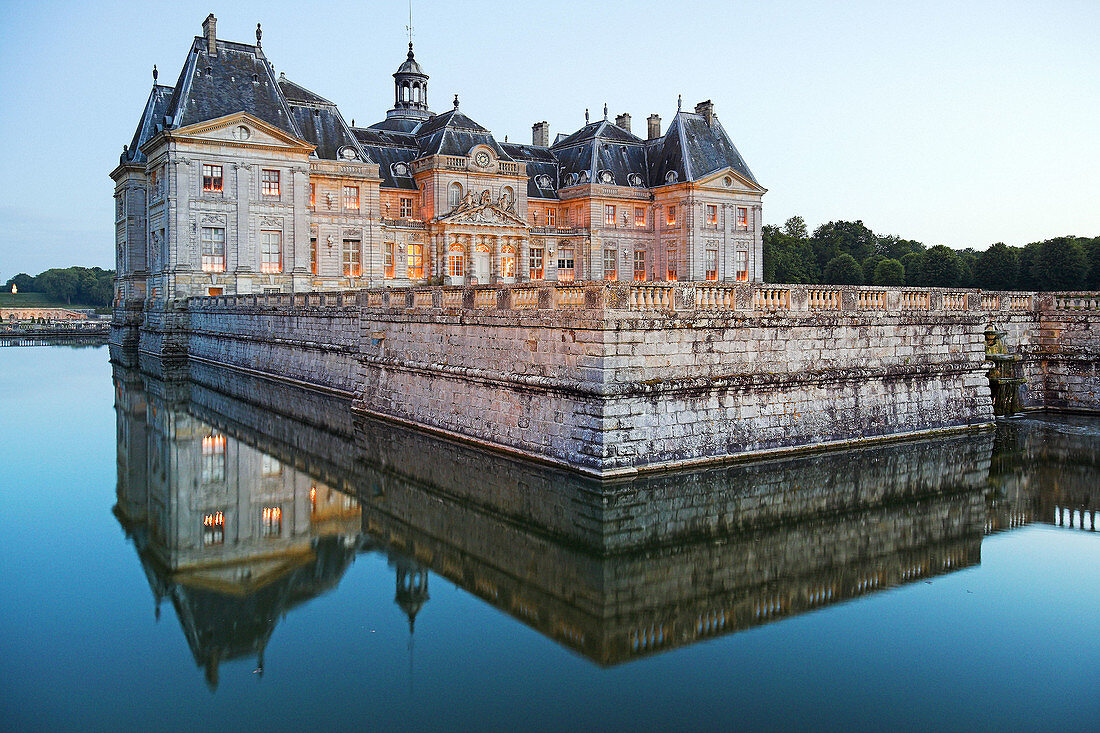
256, 23, 262, 47
351, 118, 355, 127
603, 103, 608, 120
677, 94, 682, 111
152, 64, 158, 83
407, 0, 414, 47
585, 108, 589, 124
453, 94, 459, 109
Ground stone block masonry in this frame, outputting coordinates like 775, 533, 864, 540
112, 284, 1100, 477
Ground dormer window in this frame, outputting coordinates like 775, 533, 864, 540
665, 170, 678, 184
628, 173, 643, 187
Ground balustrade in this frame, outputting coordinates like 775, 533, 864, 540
473, 289, 497, 309
809, 289, 842, 310
943, 293, 967, 311
697, 286, 736, 310
1008, 295, 1031, 310
981, 294, 999, 311
511, 288, 538, 309
900, 292, 930, 310
556, 286, 585, 308
754, 288, 790, 311
630, 286, 673, 310
856, 291, 886, 310
1054, 295, 1100, 310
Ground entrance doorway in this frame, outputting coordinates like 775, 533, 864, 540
473, 247, 491, 284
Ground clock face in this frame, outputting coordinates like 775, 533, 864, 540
475, 151, 490, 167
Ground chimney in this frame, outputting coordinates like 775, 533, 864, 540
695, 100, 715, 126
647, 114, 661, 140
532, 121, 550, 147
615, 113, 631, 133
202, 14, 217, 55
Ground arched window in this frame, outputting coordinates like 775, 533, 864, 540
500, 186, 514, 206
448, 182, 463, 207
501, 244, 516, 278
402, 84, 410, 102
448, 243, 465, 277
413, 85, 420, 103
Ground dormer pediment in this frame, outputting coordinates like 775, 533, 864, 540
695, 166, 767, 194
151, 112, 315, 155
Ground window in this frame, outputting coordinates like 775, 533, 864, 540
207, 287, 223, 296
501, 245, 515, 278
383, 242, 394, 278
260, 230, 282, 273
667, 205, 677, 226
634, 250, 647, 281
737, 207, 748, 228
706, 248, 718, 281
200, 227, 225, 273
408, 243, 424, 280
399, 197, 413, 218
605, 205, 616, 226
604, 248, 617, 281
449, 182, 463, 207
706, 204, 717, 225
344, 185, 359, 211
736, 250, 749, 282
546, 209, 555, 227
529, 247, 544, 280
201, 434, 225, 484
261, 506, 282, 538
261, 169, 280, 197
261, 454, 281, 476
557, 247, 575, 282
635, 207, 645, 227
310, 237, 317, 275
202, 511, 225, 546
202, 164, 223, 193
576, 206, 584, 227
309, 183, 316, 207
343, 240, 361, 277
666, 245, 678, 281
448, 244, 465, 277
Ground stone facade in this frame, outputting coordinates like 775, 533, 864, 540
111, 15, 765, 310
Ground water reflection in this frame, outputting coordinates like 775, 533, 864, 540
112, 364, 1100, 679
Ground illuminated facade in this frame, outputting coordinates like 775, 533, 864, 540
111, 14, 766, 303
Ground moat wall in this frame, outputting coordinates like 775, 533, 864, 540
112, 284, 1100, 475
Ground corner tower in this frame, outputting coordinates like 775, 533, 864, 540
386, 43, 431, 124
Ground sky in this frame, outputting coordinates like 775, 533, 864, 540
0, 0, 1097, 278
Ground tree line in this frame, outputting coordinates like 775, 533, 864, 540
4, 267, 115, 306
763, 217, 1100, 291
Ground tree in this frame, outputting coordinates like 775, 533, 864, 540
783, 215, 808, 239
4, 273, 36, 292
1086, 237, 1100, 289
811, 221, 877, 275
872, 258, 906, 286
1032, 236, 1088, 291
823, 254, 863, 285
861, 254, 885, 285
918, 245, 962, 288
900, 252, 922, 285
974, 242, 1018, 291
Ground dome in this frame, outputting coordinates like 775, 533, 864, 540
394, 44, 425, 77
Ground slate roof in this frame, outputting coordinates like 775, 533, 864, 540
552, 120, 648, 190
648, 111, 759, 186
414, 108, 514, 161
352, 127, 419, 189
500, 143, 559, 199
123, 84, 174, 164
279, 76, 367, 162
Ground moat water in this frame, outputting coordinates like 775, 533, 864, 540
1, 345, 1098, 732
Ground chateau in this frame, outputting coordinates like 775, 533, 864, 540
111, 14, 766, 302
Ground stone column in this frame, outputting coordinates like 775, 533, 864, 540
429, 233, 439, 284
518, 237, 528, 283
491, 234, 500, 284
290, 166, 310, 279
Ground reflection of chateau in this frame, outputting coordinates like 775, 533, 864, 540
116, 364, 1100, 672
113, 368, 365, 688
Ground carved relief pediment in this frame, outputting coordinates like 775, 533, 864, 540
439, 196, 528, 228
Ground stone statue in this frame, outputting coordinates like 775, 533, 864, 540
479, 189, 492, 205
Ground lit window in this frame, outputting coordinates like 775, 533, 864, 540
634, 250, 647, 281
261, 506, 282, 538
202, 511, 225, 546
605, 205, 616, 226
706, 204, 717, 225
343, 240, 361, 277
501, 245, 515, 278
634, 207, 645, 227
666, 245, 678, 281
261, 169, 280, 197
400, 197, 413, 218
449, 182, 463, 207
604, 248, 617, 281
201, 434, 226, 484
310, 237, 317, 275
557, 247, 575, 282
706, 249, 718, 281
383, 242, 394, 278
408, 243, 424, 280
260, 230, 282, 273
667, 206, 677, 226
736, 250, 749, 281
529, 247, 544, 280
546, 209, 556, 227
737, 207, 748, 228
344, 185, 359, 210
200, 227, 226, 273
448, 244, 465, 277
202, 164, 223, 193
309, 183, 316, 207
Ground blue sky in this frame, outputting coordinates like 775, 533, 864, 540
0, 0, 1097, 278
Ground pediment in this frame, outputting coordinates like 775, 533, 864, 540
439, 197, 529, 227
696, 166, 767, 194
170, 112, 315, 153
